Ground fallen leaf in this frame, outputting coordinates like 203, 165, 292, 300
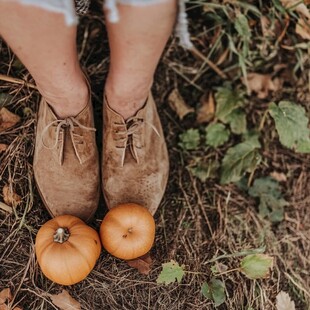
0, 107, 20, 132
261, 16, 275, 38
242, 73, 282, 99
249, 177, 288, 222
0, 288, 12, 304
269, 101, 310, 153
178, 129, 200, 151
197, 92, 215, 123
215, 85, 246, 123
0, 288, 22, 310
201, 278, 226, 307
270, 171, 287, 182
189, 159, 220, 182
168, 89, 194, 120
127, 252, 152, 275
157, 260, 185, 285
211, 263, 228, 274
220, 135, 262, 184
226, 108, 247, 134
280, 0, 310, 19
50, 290, 81, 310
0, 144, 8, 153
296, 17, 310, 40
240, 254, 274, 279
205, 123, 230, 147
2, 185, 22, 207
276, 291, 296, 310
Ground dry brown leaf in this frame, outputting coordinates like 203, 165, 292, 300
242, 73, 282, 99
0, 144, 8, 153
0, 288, 12, 304
196, 92, 215, 124
2, 185, 22, 207
280, 0, 310, 19
0, 288, 22, 310
276, 291, 296, 310
296, 17, 310, 39
270, 171, 287, 182
261, 16, 275, 38
50, 290, 81, 310
0, 108, 20, 132
127, 252, 153, 275
168, 89, 194, 120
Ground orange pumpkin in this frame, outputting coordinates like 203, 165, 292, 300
100, 203, 155, 260
35, 215, 101, 285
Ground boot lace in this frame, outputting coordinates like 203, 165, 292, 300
41, 117, 96, 151
113, 117, 160, 163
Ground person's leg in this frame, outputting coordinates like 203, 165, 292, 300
102, 1, 176, 216
0, 2, 87, 118
0, 2, 100, 221
104, 0, 177, 120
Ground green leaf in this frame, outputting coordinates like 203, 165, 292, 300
178, 129, 200, 151
226, 108, 247, 134
220, 135, 261, 184
235, 13, 251, 39
296, 139, 310, 153
189, 160, 219, 182
205, 123, 230, 147
269, 101, 310, 153
201, 278, 226, 307
240, 254, 274, 279
248, 177, 288, 222
157, 260, 185, 285
215, 86, 246, 123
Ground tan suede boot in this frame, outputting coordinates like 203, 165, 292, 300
33, 95, 100, 222
102, 93, 169, 215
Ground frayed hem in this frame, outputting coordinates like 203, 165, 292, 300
104, 0, 193, 49
0, 0, 78, 26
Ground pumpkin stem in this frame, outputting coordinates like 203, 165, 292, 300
53, 227, 70, 243
128, 227, 133, 233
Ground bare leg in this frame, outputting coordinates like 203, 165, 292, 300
0, 2, 87, 118
104, 0, 177, 120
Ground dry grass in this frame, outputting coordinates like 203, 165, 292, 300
1, 1, 310, 309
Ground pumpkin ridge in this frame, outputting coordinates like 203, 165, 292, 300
65, 239, 94, 271
38, 243, 71, 284
36, 238, 53, 258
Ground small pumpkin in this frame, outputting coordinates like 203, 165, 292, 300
100, 203, 155, 260
35, 215, 101, 285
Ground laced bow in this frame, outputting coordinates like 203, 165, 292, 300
113, 116, 160, 164
41, 117, 96, 161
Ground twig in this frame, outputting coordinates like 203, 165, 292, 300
190, 46, 227, 79
204, 247, 266, 264
9, 246, 33, 308
0, 73, 38, 90
284, 272, 310, 299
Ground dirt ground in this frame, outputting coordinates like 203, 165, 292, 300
0, 1, 309, 309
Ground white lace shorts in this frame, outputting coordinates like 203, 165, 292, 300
0, 0, 192, 49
